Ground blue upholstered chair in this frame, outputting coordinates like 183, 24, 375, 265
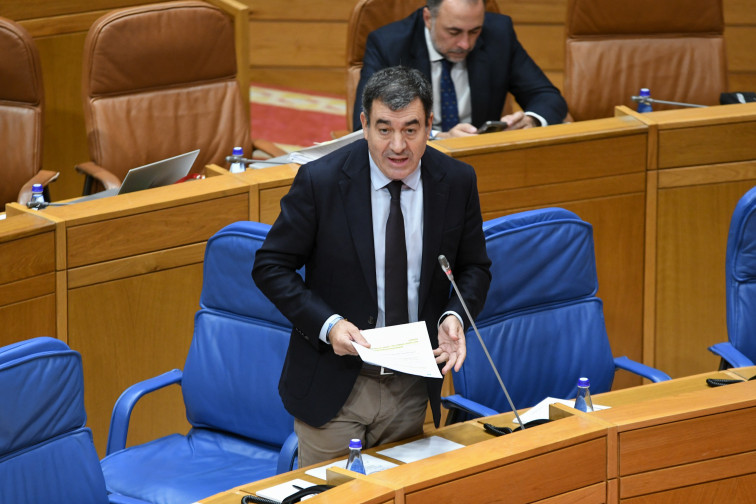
0, 337, 144, 504
442, 208, 670, 421
709, 186, 756, 368
100, 221, 298, 504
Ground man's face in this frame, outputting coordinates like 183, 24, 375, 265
360, 98, 432, 181
424, 0, 485, 63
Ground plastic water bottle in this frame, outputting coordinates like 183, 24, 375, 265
229, 146, 245, 173
637, 88, 653, 113
30, 183, 46, 209
345, 438, 366, 474
574, 377, 594, 412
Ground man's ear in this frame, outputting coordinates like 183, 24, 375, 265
360, 111, 368, 137
427, 112, 434, 133
423, 7, 432, 30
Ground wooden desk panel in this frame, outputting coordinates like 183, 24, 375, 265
615, 103, 756, 378
596, 379, 756, 503
0, 213, 57, 346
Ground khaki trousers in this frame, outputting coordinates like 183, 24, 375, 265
294, 369, 428, 468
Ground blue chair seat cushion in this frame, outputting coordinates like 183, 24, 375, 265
101, 429, 281, 504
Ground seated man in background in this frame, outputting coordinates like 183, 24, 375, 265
353, 0, 568, 138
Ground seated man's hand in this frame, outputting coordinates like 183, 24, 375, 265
434, 122, 478, 139
500, 111, 538, 130
329, 319, 370, 356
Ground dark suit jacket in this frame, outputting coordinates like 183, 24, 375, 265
252, 139, 491, 428
353, 8, 567, 131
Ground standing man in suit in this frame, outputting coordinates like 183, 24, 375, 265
353, 0, 568, 138
253, 66, 491, 467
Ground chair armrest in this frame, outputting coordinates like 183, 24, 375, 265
108, 493, 152, 504
17, 170, 60, 204
614, 355, 671, 383
252, 137, 287, 158
708, 342, 755, 369
441, 394, 499, 421
75, 161, 122, 191
276, 431, 298, 474
106, 369, 183, 455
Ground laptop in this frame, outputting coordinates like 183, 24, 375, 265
74, 149, 200, 202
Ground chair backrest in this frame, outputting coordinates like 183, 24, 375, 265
0, 337, 110, 503
345, 0, 500, 131
564, 0, 727, 121
0, 17, 44, 210
81, 0, 252, 183
181, 221, 295, 447
725, 186, 756, 363
452, 208, 616, 412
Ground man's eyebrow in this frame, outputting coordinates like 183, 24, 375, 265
374, 118, 421, 127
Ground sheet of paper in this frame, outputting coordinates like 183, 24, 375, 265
376, 435, 464, 464
304, 453, 398, 480
254, 478, 315, 503
512, 397, 611, 425
352, 321, 442, 378
287, 130, 364, 164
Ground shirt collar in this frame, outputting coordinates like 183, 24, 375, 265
369, 153, 422, 191
424, 27, 444, 63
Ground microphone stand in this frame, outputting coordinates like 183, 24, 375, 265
438, 255, 525, 429
631, 95, 706, 108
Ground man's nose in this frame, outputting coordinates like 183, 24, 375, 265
389, 132, 406, 151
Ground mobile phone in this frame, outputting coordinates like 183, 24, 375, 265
476, 120, 508, 134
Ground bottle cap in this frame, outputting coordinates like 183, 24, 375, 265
639, 88, 650, 97
578, 377, 590, 387
32, 183, 43, 193
232, 146, 243, 156
349, 438, 362, 449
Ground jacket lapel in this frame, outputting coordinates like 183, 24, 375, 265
339, 141, 378, 305
418, 154, 450, 314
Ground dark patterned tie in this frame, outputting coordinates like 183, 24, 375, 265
440, 59, 460, 132
385, 180, 408, 326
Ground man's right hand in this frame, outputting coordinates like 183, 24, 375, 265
434, 122, 477, 139
329, 319, 371, 356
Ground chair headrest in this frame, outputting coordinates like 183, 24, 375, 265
0, 16, 43, 104
83, 1, 236, 96
0, 337, 86, 455
728, 185, 756, 280
478, 208, 598, 320
200, 221, 294, 327
567, 0, 724, 36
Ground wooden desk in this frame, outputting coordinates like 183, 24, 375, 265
617, 103, 756, 378
201, 368, 756, 504
0, 212, 57, 347
6, 175, 252, 455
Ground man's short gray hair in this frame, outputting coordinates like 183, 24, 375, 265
361, 66, 433, 126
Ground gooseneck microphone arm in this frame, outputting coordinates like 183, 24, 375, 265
631, 95, 706, 108
438, 255, 525, 428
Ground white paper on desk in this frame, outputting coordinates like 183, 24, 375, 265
351, 321, 442, 378
255, 478, 315, 503
377, 435, 464, 464
512, 397, 611, 425
304, 453, 398, 480
287, 130, 364, 164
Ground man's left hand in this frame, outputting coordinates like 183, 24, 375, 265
434, 315, 467, 375
500, 111, 538, 130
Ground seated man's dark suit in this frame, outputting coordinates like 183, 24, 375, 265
252, 138, 491, 428
353, 8, 568, 131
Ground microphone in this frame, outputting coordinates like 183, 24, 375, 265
630, 95, 706, 109
438, 255, 525, 428
26, 201, 69, 209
